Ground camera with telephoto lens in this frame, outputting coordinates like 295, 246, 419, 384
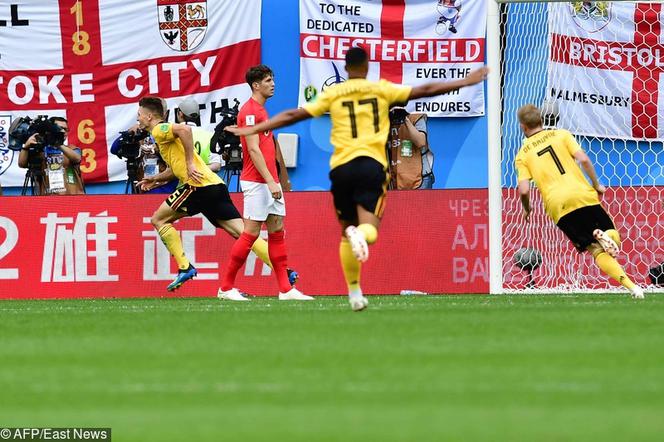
389, 107, 409, 126
210, 99, 243, 170
114, 128, 149, 159
8, 115, 66, 151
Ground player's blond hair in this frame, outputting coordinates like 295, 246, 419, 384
517, 104, 543, 129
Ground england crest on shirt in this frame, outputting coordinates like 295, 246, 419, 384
157, 0, 208, 51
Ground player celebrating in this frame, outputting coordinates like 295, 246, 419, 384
217, 65, 312, 301
228, 47, 488, 311
136, 96, 294, 295
515, 104, 644, 299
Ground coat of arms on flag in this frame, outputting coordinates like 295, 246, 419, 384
570, 1, 611, 33
157, 0, 208, 51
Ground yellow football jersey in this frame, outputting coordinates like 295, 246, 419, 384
303, 78, 412, 170
515, 129, 600, 223
151, 123, 222, 187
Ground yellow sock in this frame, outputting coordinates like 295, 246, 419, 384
251, 237, 272, 268
606, 229, 621, 246
158, 224, 190, 270
594, 252, 635, 290
357, 224, 378, 245
340, 238, 361, 291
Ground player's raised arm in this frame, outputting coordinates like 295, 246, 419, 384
227, 108, 312, 137
408, 66, 488, 100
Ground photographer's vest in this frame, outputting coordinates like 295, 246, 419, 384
388, 114, 427, 190
43, 147, 85, 195
63, 162, 85, 195
192, 127, 213, 165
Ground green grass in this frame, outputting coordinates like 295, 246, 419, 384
1, 295, 663, 441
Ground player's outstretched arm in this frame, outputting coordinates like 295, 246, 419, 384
227, 108, 312, 137
408, 66, 488, 100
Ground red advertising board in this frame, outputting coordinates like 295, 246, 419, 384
0, 190, 490, 298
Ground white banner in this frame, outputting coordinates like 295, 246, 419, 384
298, 0, 486, 117
547, 2, 664, 140
0, 0, 262, 187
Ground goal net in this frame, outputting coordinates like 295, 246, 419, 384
497, 0, 664, 292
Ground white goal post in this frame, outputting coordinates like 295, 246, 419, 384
487, 0, 664, 294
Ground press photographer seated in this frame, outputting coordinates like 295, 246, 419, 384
18, 117, 85, 195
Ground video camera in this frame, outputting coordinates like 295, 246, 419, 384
389, 107, 409, 126
114, 128, 149, 160
210, 99, 243, 170
8, 115, 66, 151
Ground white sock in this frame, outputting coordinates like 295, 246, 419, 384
348, 287, 363, 299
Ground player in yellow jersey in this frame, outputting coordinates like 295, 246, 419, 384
515, 104, 644, 299
228, 47, 488, 311
136, 96, 295, 295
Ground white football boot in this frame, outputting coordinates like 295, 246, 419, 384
345, 225, 369, 262
278, 287, 314, 300
593, 229, 619, 258
349, 296, 369, 312
217, 288, 250, 301
629, 286, 645, 300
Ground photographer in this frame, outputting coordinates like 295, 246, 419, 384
387, 107, 435, 190
111, 124, 178, 194
18, 117, 85, 195
112, 99, 178, 194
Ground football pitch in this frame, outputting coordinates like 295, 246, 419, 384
1, 294, 663, 441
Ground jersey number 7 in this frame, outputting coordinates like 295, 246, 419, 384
537, 145, 566, 175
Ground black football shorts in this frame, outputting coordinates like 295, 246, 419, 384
329, 156, 389, 223
557, 204, 615, 251
166, 183, 241, 226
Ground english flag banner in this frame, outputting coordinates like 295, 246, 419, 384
547, 2, 663, 140
0, 0, 262, 186
298, 0, 487, 117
